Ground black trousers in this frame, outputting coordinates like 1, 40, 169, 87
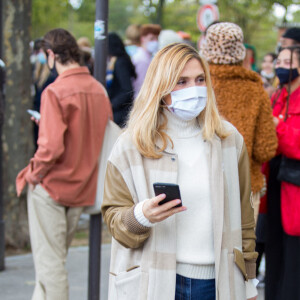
265, 156, 300, 300
256, 213, 267, 276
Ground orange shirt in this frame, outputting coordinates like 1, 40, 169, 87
16, 67, 112, 207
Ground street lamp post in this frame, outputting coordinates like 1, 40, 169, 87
0, 0, 5, 272
88, 0, 108, 298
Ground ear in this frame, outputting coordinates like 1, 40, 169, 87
47, 49, 55, 58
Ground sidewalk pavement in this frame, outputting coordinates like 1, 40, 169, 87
0, 242, 265, 300
1, 244, 111, 300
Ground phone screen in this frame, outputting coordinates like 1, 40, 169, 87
153, 182, 182, 207
27, 109, 41, 120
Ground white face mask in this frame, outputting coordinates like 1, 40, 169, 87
146, 40, 158, 54
168, 86, 207, 121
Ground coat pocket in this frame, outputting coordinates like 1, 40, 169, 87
233, 248, 248, 280
114, 266, 149, 300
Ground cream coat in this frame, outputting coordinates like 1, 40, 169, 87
102, 121, 257, 300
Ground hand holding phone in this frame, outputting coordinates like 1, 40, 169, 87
27, 109, 41, 121
141, 184, 185, 224
153, 182, 182, 207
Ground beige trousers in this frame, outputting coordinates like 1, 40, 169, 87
252, 191, 260, 225
27, 184, 83, 300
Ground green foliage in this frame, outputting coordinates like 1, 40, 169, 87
32, 0, 69, 39
31, 0, 300, 63
32, 0, 144, 44
163, 2, 200, 42
76, 0, 95, 22
293, 9, 300, 22
108, 0, 143, 36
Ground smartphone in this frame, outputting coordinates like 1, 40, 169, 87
153, 182, 182, 207
27, 109, 41, 120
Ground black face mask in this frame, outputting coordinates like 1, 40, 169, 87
50, 59, 58, 77
275, 67, 299, 85
47, 56, 58, 77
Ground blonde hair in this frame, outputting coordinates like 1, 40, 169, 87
127, 43, 229, 159
125, 24, 141, 46
34, 61, 51, 89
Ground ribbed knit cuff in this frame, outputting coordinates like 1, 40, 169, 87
245, 259, 256, 279
176, 263, 215, 279
122, 206, 151, 234
134, 200, 155, 227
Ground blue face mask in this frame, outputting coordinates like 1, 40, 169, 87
146, 41, 158, 54
275, 67, 299, 85
37, 52, 46, 65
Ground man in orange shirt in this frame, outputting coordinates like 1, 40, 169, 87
16, 28, 112, 300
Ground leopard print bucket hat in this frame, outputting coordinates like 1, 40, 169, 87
201, 22, 246, 64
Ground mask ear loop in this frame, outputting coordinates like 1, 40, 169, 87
161, 98, 167, 107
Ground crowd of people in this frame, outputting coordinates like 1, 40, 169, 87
17, 21, 300, 300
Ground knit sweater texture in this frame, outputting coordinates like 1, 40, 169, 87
165, 110, 215, 279
209, 64, 278, 193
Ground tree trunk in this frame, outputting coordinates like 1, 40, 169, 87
3, 0, 33, 249
156, 0, 165, 26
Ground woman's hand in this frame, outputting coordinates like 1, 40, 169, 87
142, 193, 187, 224
273, 116, 279, 128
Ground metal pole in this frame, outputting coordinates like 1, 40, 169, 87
88, 0, 108, 298
88, 213, 102, 300
93, 0, 108, 83
0, 0, 5, 272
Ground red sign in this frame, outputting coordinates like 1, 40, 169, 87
197, 4, 219, 32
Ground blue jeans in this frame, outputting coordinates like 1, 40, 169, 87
175, 274, 216, 300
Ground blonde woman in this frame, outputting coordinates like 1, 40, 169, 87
101, 43, 258, 300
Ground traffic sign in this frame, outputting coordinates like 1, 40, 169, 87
197, 4, 219, 32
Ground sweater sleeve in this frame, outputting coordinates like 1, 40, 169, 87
101, 161, 151, 249
238, 142, 258, 279
252, 90, 278, 163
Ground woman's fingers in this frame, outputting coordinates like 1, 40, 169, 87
152, 204, 187, 223
152, 193, 166, 206
143, 194, 186, 223
31, 116, 40, 126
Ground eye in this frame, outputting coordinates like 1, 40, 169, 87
196, 76, 205, 83
177, 79, 186, 85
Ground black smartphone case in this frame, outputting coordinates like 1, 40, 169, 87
153, 182, 182, 207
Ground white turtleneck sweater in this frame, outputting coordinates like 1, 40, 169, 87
135, 109, 215, 279
167, 110, 215, 279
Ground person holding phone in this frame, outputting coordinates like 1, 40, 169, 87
16, 28, 112, 300
101, 43, 257, 300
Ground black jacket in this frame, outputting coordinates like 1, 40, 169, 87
107, 56, 135, 127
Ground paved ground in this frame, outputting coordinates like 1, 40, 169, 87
0, 243, 265, 300
1, 244, 111, 300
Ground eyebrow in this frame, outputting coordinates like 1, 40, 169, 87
179, 73, 205, 79
276, 58, 291, 62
